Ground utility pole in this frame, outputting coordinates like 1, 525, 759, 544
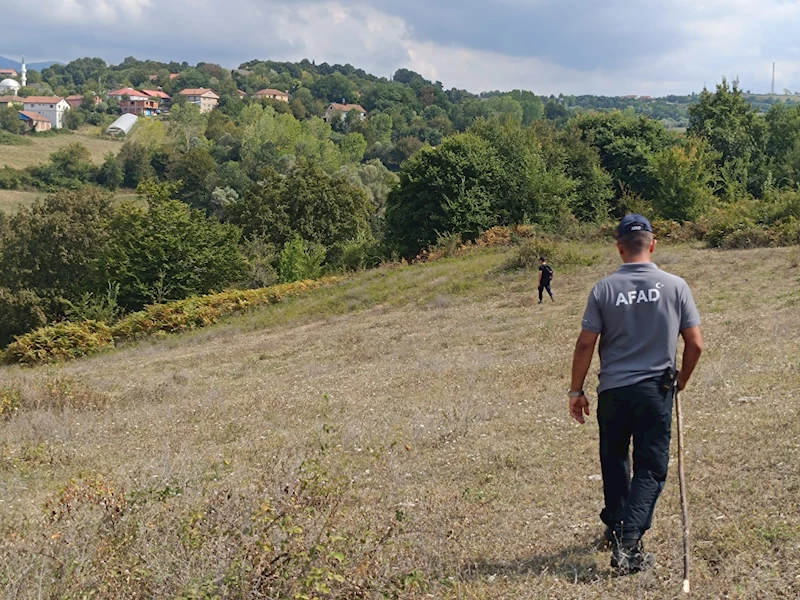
772, 62, 776, 95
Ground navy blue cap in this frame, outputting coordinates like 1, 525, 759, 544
617, 214, 653, 237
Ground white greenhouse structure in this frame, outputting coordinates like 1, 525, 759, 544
106, 113, 138, 136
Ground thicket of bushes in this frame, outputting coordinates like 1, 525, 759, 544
2, 279, 333, 365
0, 181, 362, 349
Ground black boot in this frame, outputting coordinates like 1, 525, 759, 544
611, 539, 655, 575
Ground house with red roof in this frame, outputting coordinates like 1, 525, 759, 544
18, 110, 51, 132
107, 88, 160, 116
0, 95, 23, 108
179, 88, 219, 112
65, 94, 101, 109
140, 89, 172, 110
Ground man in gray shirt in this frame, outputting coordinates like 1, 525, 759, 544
568, 214, 704, 574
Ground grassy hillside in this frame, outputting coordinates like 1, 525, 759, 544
0, 189, 140, 214
0, 126, 123, 170
2, 243, 800, 598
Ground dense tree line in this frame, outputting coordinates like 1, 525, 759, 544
386, 79, 800, 255
2, 73, 800, 346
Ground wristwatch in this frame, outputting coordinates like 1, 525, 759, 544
568, 389, 585, 398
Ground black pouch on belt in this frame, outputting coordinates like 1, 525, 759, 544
660, 366, 677, 393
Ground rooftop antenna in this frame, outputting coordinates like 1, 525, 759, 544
771, 62, 776, 95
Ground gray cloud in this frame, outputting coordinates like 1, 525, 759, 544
369, 0, 690, 70
0, 0, 799, 95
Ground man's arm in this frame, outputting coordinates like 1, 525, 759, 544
569, 330, 599, 424
677, 326, 703, 390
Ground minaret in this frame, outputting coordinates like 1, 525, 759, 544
21, 55, 26, 88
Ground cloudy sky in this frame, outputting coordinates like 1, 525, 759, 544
2, 0, 800, 96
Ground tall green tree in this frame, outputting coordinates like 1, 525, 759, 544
98, 182, 246, 309
687, 78, 767, 197
470, 116, 574, 226
171, 146, 217, 210
311, 72, 358, 103
117, 141, 155, 188
533, 122, 614, 222
0, 189, 113, 311
225, 161, 373, 251
765, 103, 800, 188
168, 103, 208, 152
649, 139, 717, 221
507, 90, 545, 125
385, 133, 504, 257
0, 106, 24, 134
570, 111, 678, 210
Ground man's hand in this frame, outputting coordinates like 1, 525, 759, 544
677, 371, 687, 391
570, 394, 590, 424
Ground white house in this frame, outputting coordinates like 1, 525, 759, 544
324, 102, 367, 123
22, 96, 70, 129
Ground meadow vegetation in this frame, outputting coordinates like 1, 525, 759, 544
1, 242, 799, 598
0, 127, 123, 170
1, 56, 800, 596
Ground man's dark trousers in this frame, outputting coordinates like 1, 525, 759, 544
538, 283, 553, 302
597, 377, 673, 543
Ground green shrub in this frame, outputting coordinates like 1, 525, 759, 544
2, 321, 114, 365
111, 279, 333, 341
1, 279, 336, 365
336, 234, 384, 271
0, 166, 23, 189
63, 283, 122, 325
433, 231, 463, 258
239, 236, 279, 288
0, 288, 48, 348
509, 237, 600, 270
772, 218, 800, 246
703, 193, 800, 249
0, 130, 32, 146
278, 236, 326, 283
715, 227, 773, 249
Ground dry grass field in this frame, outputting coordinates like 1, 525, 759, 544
0, 126, 123, 170
0, 189, 140, 214
0, 189, 42, 214
1, 243, 800, 599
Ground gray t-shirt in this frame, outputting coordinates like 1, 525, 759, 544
581, 262, 701, 393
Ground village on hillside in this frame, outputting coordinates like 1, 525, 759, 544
0, 57, 368, 135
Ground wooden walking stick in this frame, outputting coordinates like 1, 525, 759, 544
675, 386, 691, 594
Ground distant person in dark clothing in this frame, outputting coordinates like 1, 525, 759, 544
538, 257, 554, 303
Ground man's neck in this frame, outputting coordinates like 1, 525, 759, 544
621, 254, 652, 264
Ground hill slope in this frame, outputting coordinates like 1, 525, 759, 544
2, 244, 800, 598
0, 126, 123, 170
